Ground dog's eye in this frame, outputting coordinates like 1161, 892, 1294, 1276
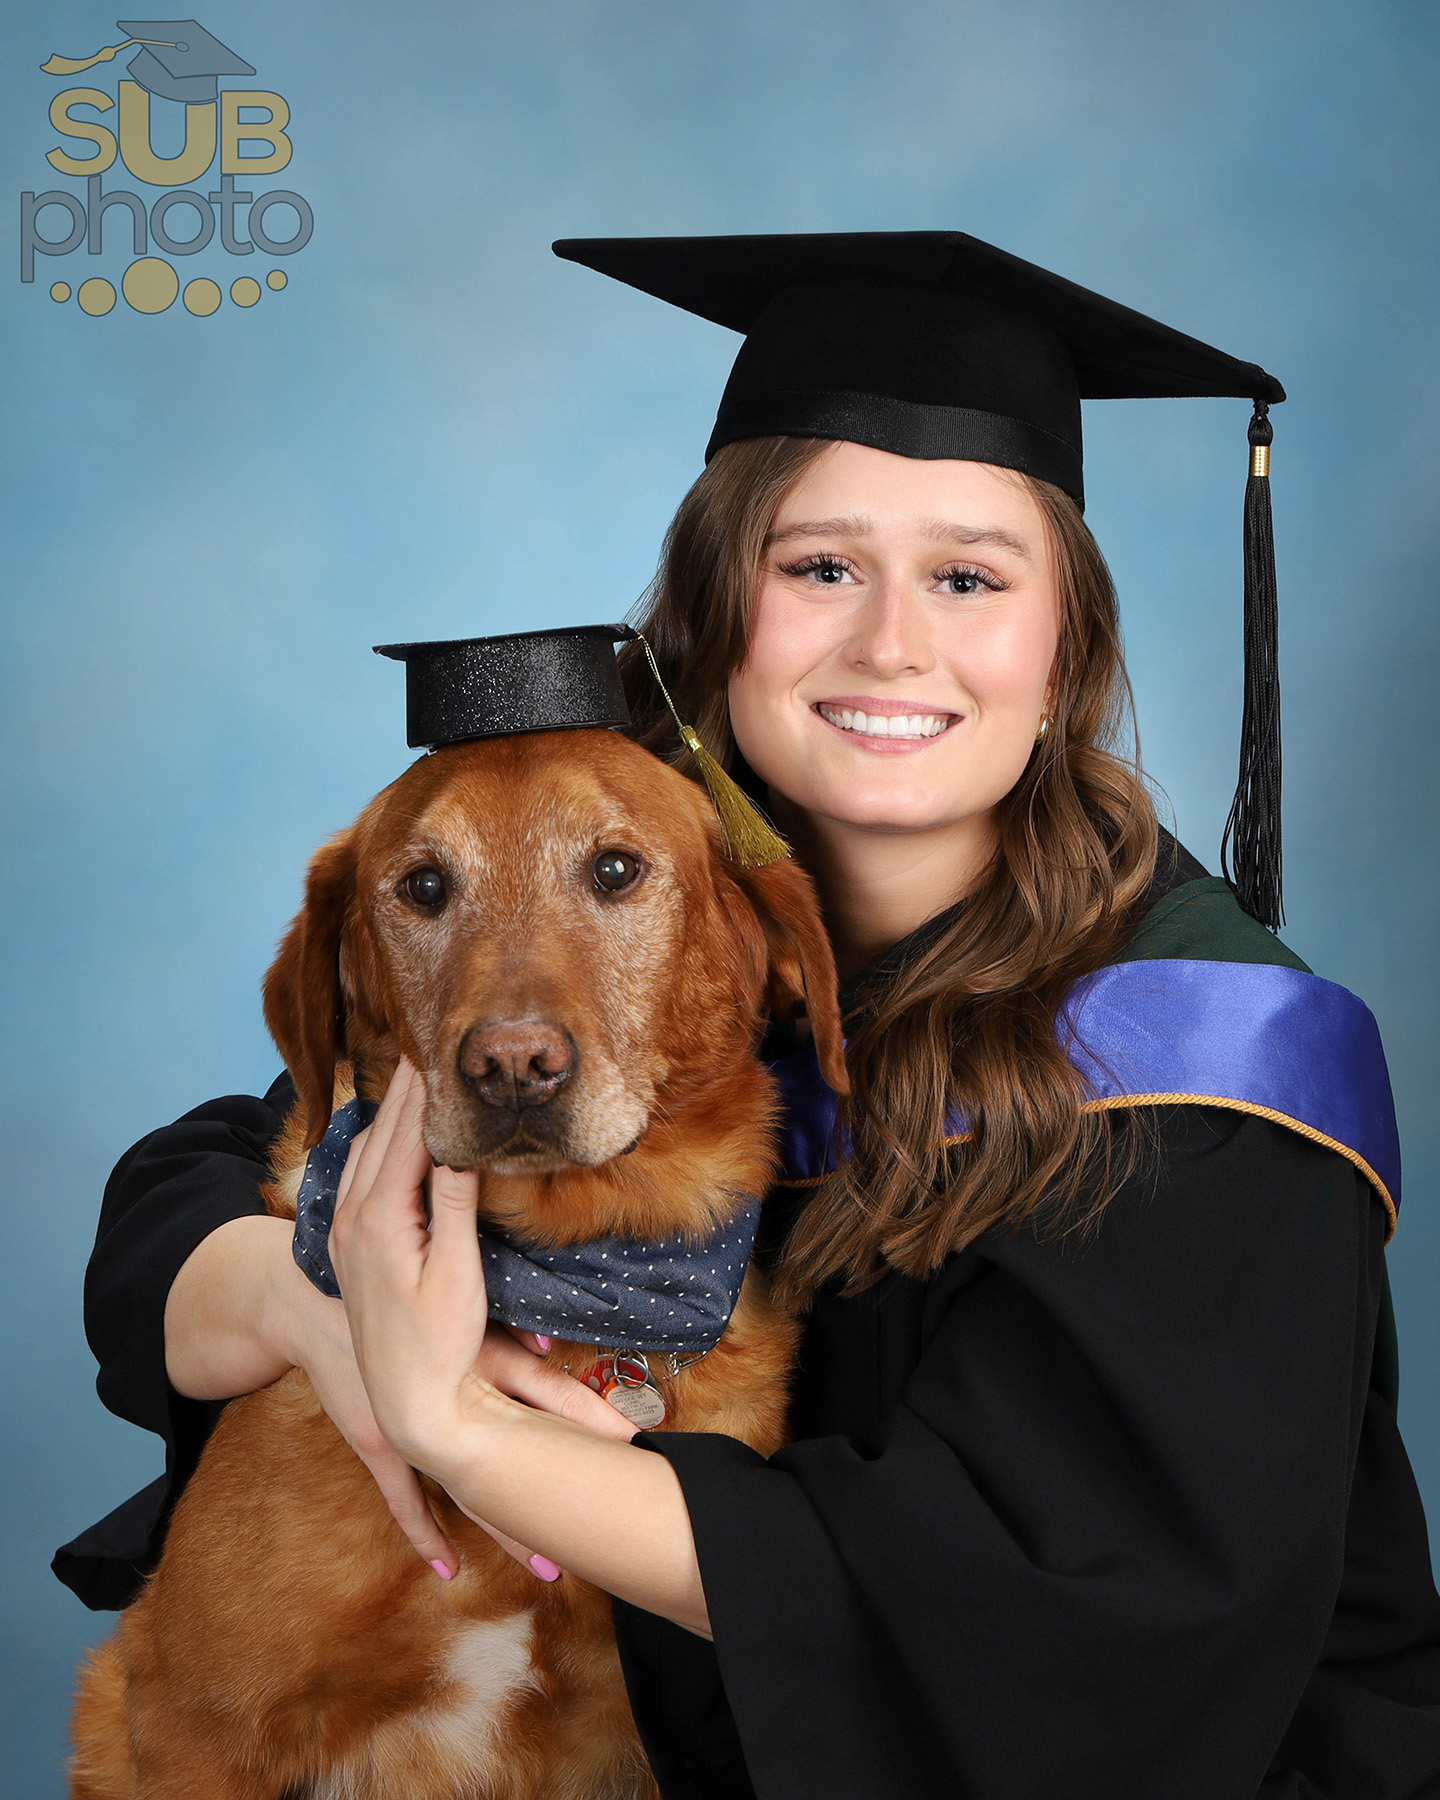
592, 850, 641, 894
401, 866, 448, 909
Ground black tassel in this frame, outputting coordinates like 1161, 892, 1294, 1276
1221, 402, 1283, 930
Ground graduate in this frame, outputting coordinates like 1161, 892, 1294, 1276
61, 232, 1440, 1796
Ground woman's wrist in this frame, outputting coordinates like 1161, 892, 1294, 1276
405, 1385, 710, 1634
262, 1240, 345, 1373
165, 1214, 306, 1399
372, 1367, 506, 1486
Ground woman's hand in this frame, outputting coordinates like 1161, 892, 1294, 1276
329, 1060, 491, 1466
282, 1263, 601, 1583
273, 1273, 466, 1577
328, 1060, 639, 1571
164, 1068, 632, 1585
166, 1209, 469, 1572
325, 1056, 711, 1636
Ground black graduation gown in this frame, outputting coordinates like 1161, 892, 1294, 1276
619, 1116, 1440, 1798
58, 845, 1440, 1796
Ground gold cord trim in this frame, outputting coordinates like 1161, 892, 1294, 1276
773, 1094, 1396, 1240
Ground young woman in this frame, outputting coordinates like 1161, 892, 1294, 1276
66, 235, 1440, 1795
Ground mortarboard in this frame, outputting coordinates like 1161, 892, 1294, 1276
375, 625, 790, 867
42, 20, 255, 102
553, 231, 1286, 929
374, 625, 635, 750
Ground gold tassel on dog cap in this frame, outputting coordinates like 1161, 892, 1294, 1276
623, 628, 792, 867
374, 623, 791, 868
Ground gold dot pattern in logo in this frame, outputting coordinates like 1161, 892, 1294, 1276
58, 266, 291, 317
122, 258, 180, 314
78, 278, 116, 316
183, 278, 222, 317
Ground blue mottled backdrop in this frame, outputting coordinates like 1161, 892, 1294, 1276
2, 1, 1437, 1788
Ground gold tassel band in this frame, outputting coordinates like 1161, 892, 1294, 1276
629, 632, 792, 866
1250, 444, 1271, 478
42, 38, 178, 76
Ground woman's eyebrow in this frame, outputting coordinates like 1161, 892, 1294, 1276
920, 519, 1032, 559
766, 515, 871, 546
766, 516, 1032, 559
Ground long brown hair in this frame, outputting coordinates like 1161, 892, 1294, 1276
622, 436, 1158, 1299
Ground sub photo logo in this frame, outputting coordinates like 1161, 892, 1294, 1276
21, 17, 313, 317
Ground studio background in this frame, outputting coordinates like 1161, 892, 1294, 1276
3, 1, 1436, 1788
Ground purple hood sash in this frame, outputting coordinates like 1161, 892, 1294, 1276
771, 959, 1401, 1232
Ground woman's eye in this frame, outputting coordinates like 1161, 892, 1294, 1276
401, 866, 448, 909
593, 850, 641, 894
938, 566, 1000, 596
780, 556, 857, 586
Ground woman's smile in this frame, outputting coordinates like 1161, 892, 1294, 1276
813, 696, 959, 749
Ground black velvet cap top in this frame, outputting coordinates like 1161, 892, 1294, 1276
374, 625, 633, 750
553, 231, 1286, 503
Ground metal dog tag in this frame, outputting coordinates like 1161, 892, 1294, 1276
604, 1379, 667, 1429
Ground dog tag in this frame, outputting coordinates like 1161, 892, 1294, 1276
604, 1379, 667, 1429
576, 1359, 609, 1395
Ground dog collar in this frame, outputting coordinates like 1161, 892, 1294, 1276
292, 1097, 760, 1354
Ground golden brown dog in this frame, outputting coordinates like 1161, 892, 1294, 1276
70, 727, 845, 1800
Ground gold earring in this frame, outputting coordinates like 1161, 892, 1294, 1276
1034, 713, 1052, 744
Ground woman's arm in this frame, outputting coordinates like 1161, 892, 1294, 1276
164, 1212, 310, 1397
88, 1080, 464, 1571
329, 1058, 712, 1637
164, 1209, 468, 1574
87, 1081, 292, 1441
88, 1076, 636, 1583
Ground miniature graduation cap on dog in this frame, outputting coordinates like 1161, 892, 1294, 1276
42, 20, 255, 101
375, 624, 790, 866
553, 231, 1287, 929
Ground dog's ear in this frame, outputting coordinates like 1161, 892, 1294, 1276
730, 857, 849, 1095
263, 831, 360, 1146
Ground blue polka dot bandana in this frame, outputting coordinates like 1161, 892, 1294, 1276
292, 1097, 761, 1354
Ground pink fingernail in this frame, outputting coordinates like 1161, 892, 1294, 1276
528, 1554, 561, 1582
535, 1335, 552, 1352
430, 1559, 454, 1581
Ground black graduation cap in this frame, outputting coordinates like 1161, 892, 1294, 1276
116, 20, 254, 101
553, 230, 1286, 928
374, 625, 634, 749
374, 624, 791, 866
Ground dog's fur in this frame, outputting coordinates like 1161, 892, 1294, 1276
70, 729, 845, 1800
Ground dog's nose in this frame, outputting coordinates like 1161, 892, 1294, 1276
459, 1019, 575, 1110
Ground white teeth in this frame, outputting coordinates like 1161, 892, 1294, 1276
819, 705, 950, 740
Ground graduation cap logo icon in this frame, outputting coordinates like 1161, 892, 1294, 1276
42, 20, 255, 104
29, 19, 312, 317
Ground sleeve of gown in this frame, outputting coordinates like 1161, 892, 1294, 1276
54, 1074, 292, 1608
644, 1110, 1388, 1800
